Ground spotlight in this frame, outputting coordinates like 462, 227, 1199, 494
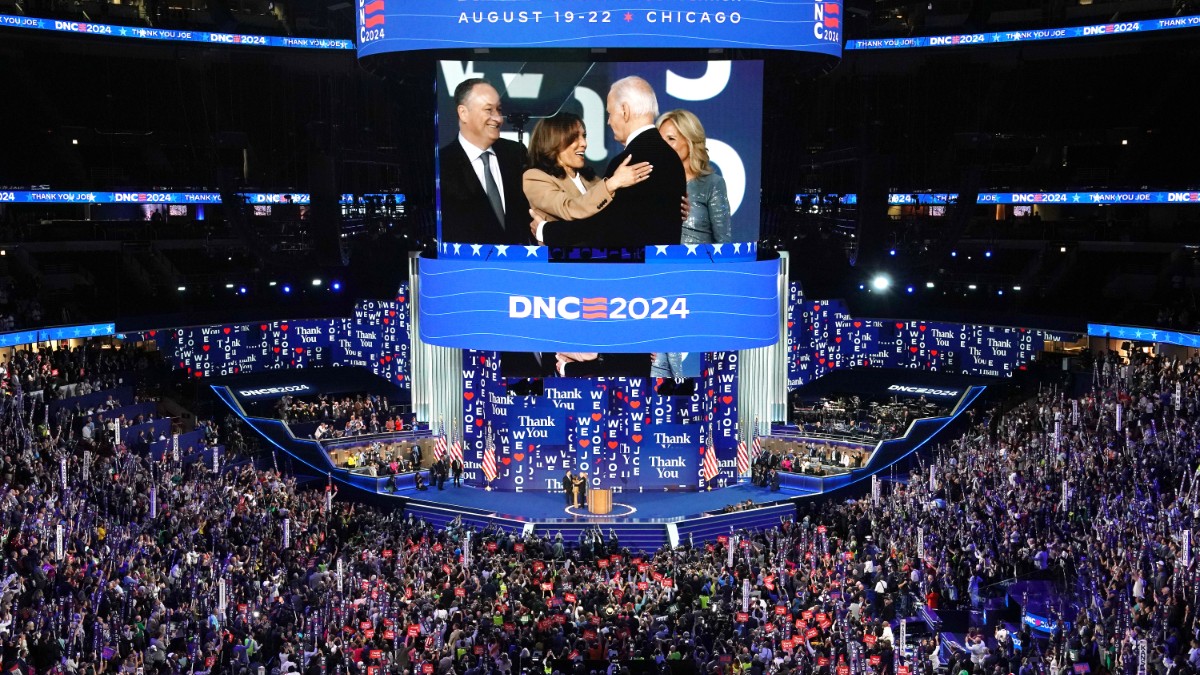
282, 285, 292, 294
858, 284, 866, 291
950, 251, 957, 257
1060, 246, 1067, 253
312, 278, 322, 286
177, 286, 186, 292
925, 282, 935, 289
871, 275, 891, 291
984, 250, 992, 258
331, 281, 342, 291
71, 139, 78, 145
1121, 139, 1128, 146
997, 289, 1004, 296
1012, 285, 1022, 291
906, 286, 914, 294
225, 283, 234, 289
269, 281, 277, 287
239, 286, 247, 295
888, 249, 897, 257
968, 284, 977, 290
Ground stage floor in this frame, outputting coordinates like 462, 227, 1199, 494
403, 483, 799, 523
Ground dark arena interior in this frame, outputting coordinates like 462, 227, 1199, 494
1, 1, 1199, 674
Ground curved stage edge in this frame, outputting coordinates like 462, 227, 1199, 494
212, 382, 987, 551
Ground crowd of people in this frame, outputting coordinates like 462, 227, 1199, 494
277, 393, 408, 440
0, 344, 1198, 675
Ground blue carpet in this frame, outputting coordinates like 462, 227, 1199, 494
407, 483, 795, 522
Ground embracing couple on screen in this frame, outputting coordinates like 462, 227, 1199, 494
441, 75, 733, 376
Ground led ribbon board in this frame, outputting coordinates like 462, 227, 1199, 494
419, 256, 780, 353
357, 0, 842, 56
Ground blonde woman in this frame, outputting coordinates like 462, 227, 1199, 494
656, 109, 732, 244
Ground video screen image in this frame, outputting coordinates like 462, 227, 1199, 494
435, 60, 764, 378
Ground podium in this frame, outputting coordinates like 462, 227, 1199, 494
589, 488, 612, 515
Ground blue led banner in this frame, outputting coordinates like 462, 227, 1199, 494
419, 257, 780, 353
0, 13, 353, 49
1088, 324, 1200, 349
0, 191, 406, 205
0, 323, 115, 347
847, 14, 1200, 50
796, 191, 1200, 206
358, 0, 841, 56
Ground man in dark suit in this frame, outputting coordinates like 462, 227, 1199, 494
439, 78, 532, 244
533, 76, 686, 248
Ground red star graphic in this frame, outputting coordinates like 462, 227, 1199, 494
624, 11, 633, 21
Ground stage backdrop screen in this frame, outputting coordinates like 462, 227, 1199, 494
357, 3, 841, 56
435, 60, 763, 246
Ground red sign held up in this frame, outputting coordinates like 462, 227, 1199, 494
775, 605, 787, 616
454, 587, 466, 597
407, 625, 420, 638
736, 612, 750, 623
514, 543, 525, 553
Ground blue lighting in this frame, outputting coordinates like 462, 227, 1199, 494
950, 251, 957, 257
282, 285, 292, 294
906, 286, 915, 294
985, 250, 993, 258
332, 281, 342, 291
889, 249, 897, 256
859, 284, 866, 290
238, 287, 248, 295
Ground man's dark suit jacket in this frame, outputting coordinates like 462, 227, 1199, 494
540, 128, 686, 248
439, 137, 531, 244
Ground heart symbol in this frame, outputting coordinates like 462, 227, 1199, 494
501, 458, 511, 466
707, 389, 715, 397
632, 434, 643, 443
853, 322, 861, 328
383, 318, 389, 325
834, 337, 842, 343
818, 357, 826, 365
863, 360, 869, 366
895, 323, 904, 330
295, 347, 305, 354
202, 345, 210, 352
656, 378, 663, 387
919, 325, 926, 332
398, 296, 406, 303
380, 358, 387, 364
788, 321, 794, 328
386, 356, 392, 362
475, 419, 483, 427
148, 330, 157, 337
260, 325, 268, 331
178, 362, 185, 368
722, 396, 733, 405
1019, 328, 1027, 333
234, 367, 240, 373
514, 453, 525, 462
464, 392, 474, 400
909, 346, 919, 353
591, 413, 602, 421
527, 444, 534, 451
812, 305, 820, 312
630, 400, 641, 409
579, 439, 591, 448
397, 374, 404, 381
280, 324, 288, 331
930, 349, 939, 356
607, 441, 618, 449
194, 371, 203, 378
389, 310, 396, 317
223, 327, 231, 335
273, 347, 281, 353
644, 417, 650, 424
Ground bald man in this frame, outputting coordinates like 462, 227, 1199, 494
534, 76, 687, 249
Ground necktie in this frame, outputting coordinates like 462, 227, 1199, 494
480, 151, 505, 228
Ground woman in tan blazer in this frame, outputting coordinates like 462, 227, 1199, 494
523, 112, 651, 224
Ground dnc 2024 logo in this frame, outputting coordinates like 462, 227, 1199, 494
359, 0, 385, 42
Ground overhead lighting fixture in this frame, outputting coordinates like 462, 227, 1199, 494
968, 284, 977, 290
269, 281, 278, 287
871, 275, 891, 291
1121, 139, 1128, 145
177, 286, 186, 292
312, 278, 323, 286
225, 283, 235, 289
1060, 246, 1067, 253
282, 285, 292, 294
925, 282, 935, 288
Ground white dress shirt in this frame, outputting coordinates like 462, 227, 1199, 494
457, 134, 506, 212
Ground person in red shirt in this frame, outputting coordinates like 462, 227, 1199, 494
926, 588, 939, 610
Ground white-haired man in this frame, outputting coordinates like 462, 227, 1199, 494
534, 75, 686, 248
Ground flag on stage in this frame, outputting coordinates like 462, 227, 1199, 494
433, 419, 447, 462
736, 440, 750, 477
751, 418, 762, 461
702, 427, 720, 484
482, 424, 497, 482
447, 427, 463, 466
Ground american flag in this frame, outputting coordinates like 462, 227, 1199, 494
482, 424, 497, 482
447, 427, 463, 466
702, 427, 720, 484
751, 418, 762, 461
433, 419, 447, 462
736, 440, 750, 477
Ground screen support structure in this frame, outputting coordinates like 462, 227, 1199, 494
409, 252, 464, 428
738, 251, 789, 431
